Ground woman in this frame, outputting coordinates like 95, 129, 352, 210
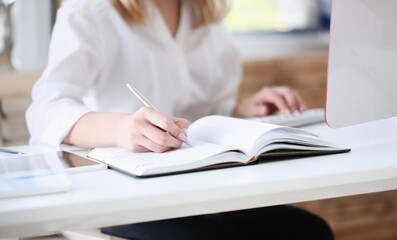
27, 0, 332, 239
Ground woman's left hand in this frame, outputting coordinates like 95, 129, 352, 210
232, 86, 308, 118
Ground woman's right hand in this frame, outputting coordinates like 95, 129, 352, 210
115, 107, 190, 153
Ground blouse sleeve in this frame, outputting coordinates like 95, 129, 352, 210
26, 2, 105, 146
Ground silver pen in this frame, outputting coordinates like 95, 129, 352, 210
126, 83, 193, 148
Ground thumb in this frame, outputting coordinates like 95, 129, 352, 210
247, 104, 271, 117
261, 104, 271, 116
173, 118, 189, 141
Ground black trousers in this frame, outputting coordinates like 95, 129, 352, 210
101, 205, 334, 240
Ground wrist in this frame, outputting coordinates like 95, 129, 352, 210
113, 113, 131, 147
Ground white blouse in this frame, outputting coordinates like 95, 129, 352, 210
26, 0, 242, 146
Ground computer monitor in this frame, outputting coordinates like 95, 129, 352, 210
325, 0, 397, 128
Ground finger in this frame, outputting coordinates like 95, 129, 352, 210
141, 122, 182, 148
253, 104, 273, 116
277, 87, 300, 112
293, 91, 308, 111
143, 107, 187, 141
262, 104, 272, 115
247, 101, 274, 117
124, 133, 168, 153
174, 118, 190, 133
258, 88, 291, 114
138, 134, 174, 153
127, 143, 151, 153
174, 118, 189, 139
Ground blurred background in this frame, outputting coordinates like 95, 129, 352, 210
0, 1, 396, 240
0, 0, 332, 147
0, 0, 331, 70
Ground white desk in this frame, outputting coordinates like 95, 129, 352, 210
1, 118, 397, 238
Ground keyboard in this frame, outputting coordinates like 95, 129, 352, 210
247, 108, 325, 127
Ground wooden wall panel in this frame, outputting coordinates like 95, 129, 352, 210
239, 51, 328, 108
239, 60, 277, 100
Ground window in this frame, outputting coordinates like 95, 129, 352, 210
224, 0, 332, 59
225, 0, 331, 33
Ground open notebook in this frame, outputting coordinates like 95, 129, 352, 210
88, 115, 350, 177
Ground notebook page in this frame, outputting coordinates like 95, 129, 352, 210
88, 140, 240, 176
188, 116, 282, 154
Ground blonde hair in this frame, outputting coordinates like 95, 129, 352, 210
114, 0, 229, 28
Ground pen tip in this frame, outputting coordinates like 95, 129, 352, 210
184, 141, 193, 148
